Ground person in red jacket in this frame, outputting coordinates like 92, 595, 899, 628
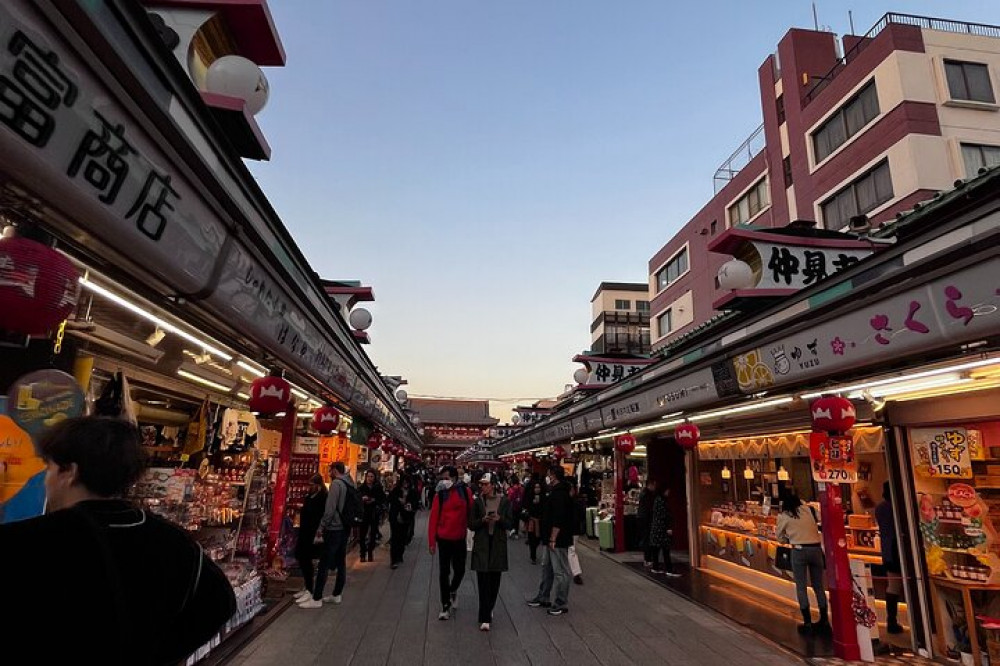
428, 465, 473, 620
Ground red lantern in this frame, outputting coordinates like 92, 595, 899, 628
249, 372, 291, 415
366, 433, 381, 450
312, 406, 340, 434
811, 395, 856, 433
614, 434, 636, 454
552, 445, 566, 459
674, 423, 701, 450
0, 236, 80, 336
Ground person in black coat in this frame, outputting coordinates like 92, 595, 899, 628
523, 479, 547, 564
528, 466, 576, 615
292, 475, 327, 601
637, 479, 657, 567
358, 469, 387, 562
388, 474, 420, 568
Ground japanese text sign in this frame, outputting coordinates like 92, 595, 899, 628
809, 432, 858, 483
910, 427, 973, 479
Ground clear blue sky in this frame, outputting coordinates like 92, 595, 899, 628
248, 1, 1000, 422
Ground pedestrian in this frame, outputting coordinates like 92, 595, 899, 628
469, 472, 514, 631
0, 417, 236, 664
388, 474, 419, 569
299, 461, 356, 609
527, 465, 575, 616
428, 465, 473, 620
506, 477, 524, 539
637, 478, 657, 567
649, 485, 680, 577
875, 480, 904, 634
523, 479, 546, 564
776, 492, 829, 634
292, 474, 328, 603
568, 478, 586, 585
358, 469, 386, 562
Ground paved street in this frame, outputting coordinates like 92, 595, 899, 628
228, 516, 799, 666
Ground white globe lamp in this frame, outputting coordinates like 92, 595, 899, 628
511, 414, 520, 425
205, 55, 269, 115
717, 259, 756, 291
573, 368, 589, 385
395, 388, 408, 402
349, 307, 373, 331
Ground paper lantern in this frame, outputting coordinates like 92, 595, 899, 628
811, 395, 856, 433
366, 433, 381, 450
552, 445, 566, 459
0, 236, 80, 335
249, 372, 290, 415
614, 434, 636, 454
312, 406, 340, 434
717, 258, 756, 291
205, 55, 269, 114
674, 423, 701, 450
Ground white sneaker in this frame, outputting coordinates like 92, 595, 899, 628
664, 572, 682, 578
293, 590, 312, 602
450, 593, 458, 610
298, 598, 322, 609
438, 609, 450, 620
479, 623, 490, 631
322, 595, 343, 604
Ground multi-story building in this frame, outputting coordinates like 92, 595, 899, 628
590, 282, 651, 355
649, 13, 1000, 351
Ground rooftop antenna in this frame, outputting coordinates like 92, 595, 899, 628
812, 2, 819, 31
848, 10, 856, 35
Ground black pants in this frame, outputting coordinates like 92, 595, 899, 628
652, 544, 673, 572
477, 571, 502, 623
359, 519, 378, 557
390, 518, 410, 564
437, 538, 467, 609
295, 547, 315, 592
528, 531, 541, 562
643, 545, 657, 563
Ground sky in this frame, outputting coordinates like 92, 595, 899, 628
247, 1, 1000, 423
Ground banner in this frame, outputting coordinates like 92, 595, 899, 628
910, 427, 973, 479
809, 431, 858, 483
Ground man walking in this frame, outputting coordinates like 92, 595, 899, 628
299, 461, 356, 609
428, 466, 473, 620
527, 465, 574, 616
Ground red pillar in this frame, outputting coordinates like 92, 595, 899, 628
266, 406, 296, 566
614, 448, 626, 553
818, 483, 861, 661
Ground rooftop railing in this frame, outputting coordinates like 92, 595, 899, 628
713, 123, 766, 194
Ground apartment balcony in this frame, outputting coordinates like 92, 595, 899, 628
591, 311, 652, 355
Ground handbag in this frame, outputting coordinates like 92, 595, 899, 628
775, 545, 793, 571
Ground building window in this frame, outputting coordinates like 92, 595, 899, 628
710, 219, 717, 235
945, 60, 995, 104
783, 156, 793, 188
657, 309, 673, 337
636, 300, 650, 312
820, 160, 893, 229
961, 143, 1000, 177
614, 299, 631, 310
813, 81, 879, 163
655, 247, 689, 291
727, 178, 769, 226
776, 94, 785, 124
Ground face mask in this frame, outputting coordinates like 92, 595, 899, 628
463, 474, 471, 484
437, 479, 453, 491
547, 476, 556, 486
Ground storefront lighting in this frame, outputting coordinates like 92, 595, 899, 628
237, 392, 251, 401
80, 278, 233, 361
236, 360, 266, 377
690, 397, 795, 423
177, 369, 235, 393
847, 374, 967, 399
721, 466, 732, 479
660, 411, 683, 420
290, 387, 309, 401
743, 467, 755, 480
799, 357, 1000, 400
777, 466, 790, 482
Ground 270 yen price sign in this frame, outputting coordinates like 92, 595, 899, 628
810, 432, 859, 484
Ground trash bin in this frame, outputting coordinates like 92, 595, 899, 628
597, 519, 615, 551
586, 507, 598, 538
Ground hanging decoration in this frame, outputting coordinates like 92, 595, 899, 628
810, 395, 856, 433
614, 433, 636, 454
311, 406, 340, 435
552, 445, 566, 459
367, 433, 382, 450
0, 236, 80, 336
249, 370, 291, 415
674, 422, 701, 450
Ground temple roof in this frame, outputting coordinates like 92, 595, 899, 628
409, 398, 498, 426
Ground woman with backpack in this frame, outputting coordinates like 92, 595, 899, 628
469, 472, 513, 631
428, 466, 473, 620
777, 492, 829, 634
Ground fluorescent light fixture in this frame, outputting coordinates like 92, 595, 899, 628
290, 387, 309, 401
847, 375, 967, 399
690, 397, 794, 422
799, 358, 1000, 400
236, 360, 266, 377
297, 412, 314, 419
178, 369, 234, 393
237, 392, 251, 401
660, 411, 683, 420
81, 278, 232, 361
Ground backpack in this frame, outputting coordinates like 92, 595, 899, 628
437, 482, 470, 510
337, 479, 363, 527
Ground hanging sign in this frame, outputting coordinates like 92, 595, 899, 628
910, 427, 973, 479
7, 369, 84, 439
809, 431, 858, 483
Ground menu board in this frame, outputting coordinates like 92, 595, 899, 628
911, 427, 973, 479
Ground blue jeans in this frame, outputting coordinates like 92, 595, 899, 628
790, 545, 827, 613
312, 529, 347, 600
535, 546, 571, 608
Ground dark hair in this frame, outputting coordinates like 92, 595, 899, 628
332, 461, 346, 475
309, 474, 324, 485
882, 480, 891, 501
37, 417, 147, 497
780, 492, 803, 518
441, 466, 458, 480
549, 465, 565, 481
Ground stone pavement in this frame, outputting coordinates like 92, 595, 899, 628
227, 515, 800, 666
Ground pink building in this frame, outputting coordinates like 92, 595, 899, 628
649, 13, 1000, 351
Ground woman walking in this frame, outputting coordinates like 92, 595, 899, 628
358, 470, 386, 562
523, 479, 546, 565
649, 486, 680, 577
637, 479, 657, 567
388, 475, 419, 569
776, 493, 829, 634
469, 472, 514, 631
292, 475, 328, 602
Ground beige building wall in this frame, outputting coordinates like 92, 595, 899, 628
591, 287, 649, 345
